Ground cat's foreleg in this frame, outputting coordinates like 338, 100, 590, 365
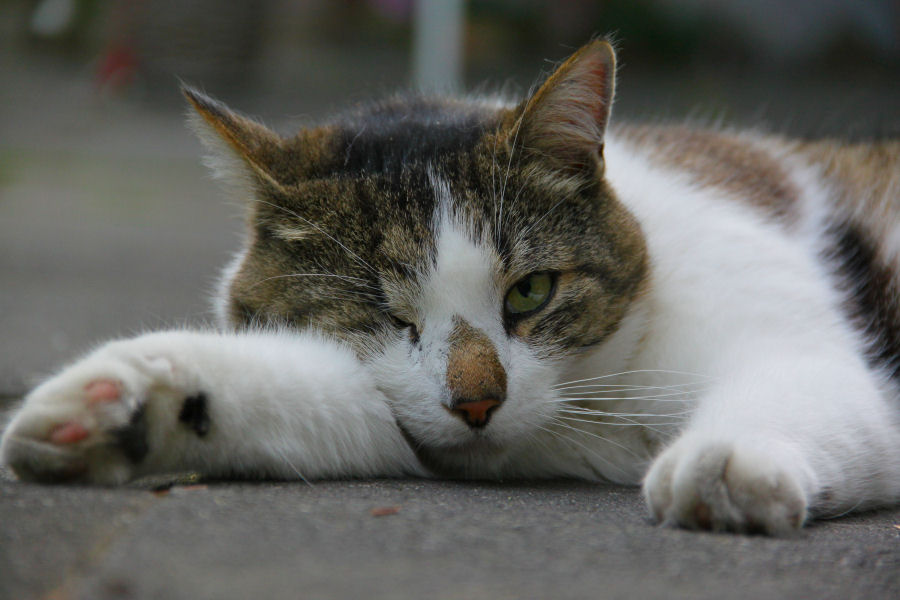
642, 350, 900, 535
1, 330, 424, 484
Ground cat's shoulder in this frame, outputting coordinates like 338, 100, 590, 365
609, 122, 800, 222
610, 121, 900, 224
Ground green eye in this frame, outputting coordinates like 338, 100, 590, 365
504, 272, 555, 316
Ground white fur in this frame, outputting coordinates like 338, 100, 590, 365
370, 174, 565, 476
604, 133, 900, 529
212, 247, 248, 327
1, 330, 424, 484
3, 128, 899, 535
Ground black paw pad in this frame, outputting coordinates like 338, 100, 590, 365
113, 405, 149, 464
179, 393, 210, 437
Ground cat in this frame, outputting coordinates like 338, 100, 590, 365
2, 39, 899, 536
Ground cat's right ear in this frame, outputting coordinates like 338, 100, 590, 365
182, 86, 288, 194
513, 39, 616, 178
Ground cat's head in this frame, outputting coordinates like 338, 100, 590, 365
186, 40, 648, 475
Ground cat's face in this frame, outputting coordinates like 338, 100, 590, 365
188, 41, 648, 473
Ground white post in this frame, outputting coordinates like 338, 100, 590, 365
412, 0, 465, 92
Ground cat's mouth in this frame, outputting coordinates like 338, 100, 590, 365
394, 416, 508, 475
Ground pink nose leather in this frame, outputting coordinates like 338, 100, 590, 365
451, 399, 501, 428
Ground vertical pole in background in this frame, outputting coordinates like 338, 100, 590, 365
412, 0, 465, 92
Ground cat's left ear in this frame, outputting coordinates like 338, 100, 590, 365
183, 86, 289, 193
515, 39, 616, 177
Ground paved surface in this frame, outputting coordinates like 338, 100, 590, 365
1, 478, 899, 600
2, 44, 900, 600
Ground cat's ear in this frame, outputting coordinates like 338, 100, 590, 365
182, 86, 288, 193
515, 39, 616, 177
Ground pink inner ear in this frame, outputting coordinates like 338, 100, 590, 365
522, 42, 616, 166
587, 63, 611, 125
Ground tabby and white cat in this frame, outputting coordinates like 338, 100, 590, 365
3, 40, 899, 535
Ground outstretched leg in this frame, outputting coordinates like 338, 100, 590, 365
642, 352, 900, 534
1, 330, 424, 484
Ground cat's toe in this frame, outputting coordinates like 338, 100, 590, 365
643, 437, 808, 535
1, 364, 161, 484
1, 436, 89, 482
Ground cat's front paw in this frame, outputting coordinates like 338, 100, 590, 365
1, 341, 193, 484
642, 436, 809, 535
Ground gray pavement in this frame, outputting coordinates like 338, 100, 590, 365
2, 46, 900, 600
2, 478, 899, 600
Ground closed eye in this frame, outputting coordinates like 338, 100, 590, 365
389, 314, 420, 344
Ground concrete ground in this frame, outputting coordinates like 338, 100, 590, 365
2, 479, 899, 600
2, 45, 900, 600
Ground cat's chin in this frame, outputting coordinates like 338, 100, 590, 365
397, 422, 512, 476
416, 443, 511, 478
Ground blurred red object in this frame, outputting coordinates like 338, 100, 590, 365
95, 42, 138, 95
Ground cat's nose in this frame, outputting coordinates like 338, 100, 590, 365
445, 317, 507, 429
450, 398, 502, 428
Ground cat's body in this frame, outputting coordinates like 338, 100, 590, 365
3, 41, 899, 535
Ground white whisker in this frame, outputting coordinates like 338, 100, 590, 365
497, 110, 526, 244
255, 198, 379, 276
557, 406, 694, 419
555, 413, 684, 427
552, 369, 715, 389
273, 446, 312, 486
552, 381, 707, 393
534, 423, 631, 478
247, 273, 380, 298
553, 390, 700, 402
548, 418, 645, 460
553, 414, 681, 437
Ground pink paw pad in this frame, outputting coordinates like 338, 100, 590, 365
85, 379, 121, 404
49, 421, 90, 445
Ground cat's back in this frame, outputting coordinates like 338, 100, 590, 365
792, 136, 900, 382
791, 136, 900, 238
612, 121, 900, 383
612, 123, 900, 225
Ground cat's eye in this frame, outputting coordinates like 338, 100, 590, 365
390, 315, 420, 344
504, 272, 555, 317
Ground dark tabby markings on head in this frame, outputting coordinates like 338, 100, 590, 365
193, 40, 651, 362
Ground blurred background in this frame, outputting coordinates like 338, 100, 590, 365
1, 0, 899, 396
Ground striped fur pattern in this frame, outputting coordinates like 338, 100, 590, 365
2, 41, 898, 536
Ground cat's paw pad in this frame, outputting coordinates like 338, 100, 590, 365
1, 347, 182, 484
643, 437, 808, 535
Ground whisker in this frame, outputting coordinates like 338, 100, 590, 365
553, 390, 700, 402
817, 497, 866, 520
497, 110, 526, 245
491, 123, 500, 244
552, 381, 708, 393
552, 369, 716, 389
533, 423, 631, 478
555, 414, 685, 427
255, 199, 379, 275
247, 273, 379, 293
557, 406, 694, 418
553, 414, 682, 437
555, 385, 705, 396
518, 196, 569, 240
311, 292, 380, 304
556, 407, 691, 417
273, 445, 312, 486
548, 418, 645, 460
